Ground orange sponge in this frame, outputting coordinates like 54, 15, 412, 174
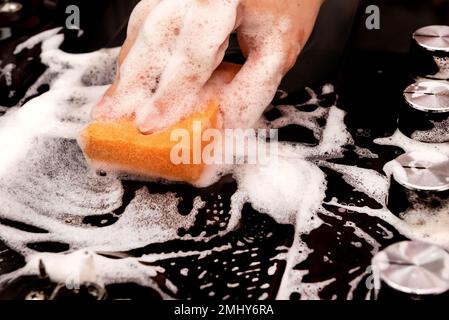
79, 101, 219, 184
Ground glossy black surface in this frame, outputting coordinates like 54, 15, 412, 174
0, 0, 447, 300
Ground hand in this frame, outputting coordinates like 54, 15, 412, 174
92, 0, 323, 133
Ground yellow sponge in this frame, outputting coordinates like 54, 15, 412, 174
79, 101, 219, 183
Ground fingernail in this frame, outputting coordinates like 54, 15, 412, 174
135, 103, 162, 131
137, 123, 155, 135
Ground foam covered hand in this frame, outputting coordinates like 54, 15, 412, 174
91, 0, 323, 133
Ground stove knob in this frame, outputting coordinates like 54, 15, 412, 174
397, 80, 449, 143
371, 240, 449, 300
410, 25, 449, 81
385, 150, 449, 217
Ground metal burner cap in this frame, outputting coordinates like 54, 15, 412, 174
0, 2, 23, 13
391, 151, 449, 192
413, 25, 449, 52
404, 81, 449, 113
372, 241, 449, 295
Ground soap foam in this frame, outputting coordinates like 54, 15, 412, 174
376, 129, 449, 156
102, 0, 242, 132
219, 16, 296, 130
0, 28, 336, 296
99, 0, 298, 134
411, 118, 449, 143
13, 27, 63, 55
0, 61, 16, 87
235, 156, 326, 225
1, 25, 449, 300
375, 132, 449, 248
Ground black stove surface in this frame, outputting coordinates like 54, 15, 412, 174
0, 0, 447, 300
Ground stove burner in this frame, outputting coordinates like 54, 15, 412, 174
372, 240, 449, 296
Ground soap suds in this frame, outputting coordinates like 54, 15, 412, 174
1, 26, 449, 300
14, 27, 63, 55
411, 118, 449, 143
0, 61, 15, 86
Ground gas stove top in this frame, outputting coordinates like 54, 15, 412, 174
0, 0, 449, 301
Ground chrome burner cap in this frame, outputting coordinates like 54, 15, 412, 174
372, 240, 449, 295
404, 81, 449, 113
0, 2, 23, 13
391, 151, 449, 192
413, 25, 449, 52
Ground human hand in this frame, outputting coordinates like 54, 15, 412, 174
92, 0, 323, 133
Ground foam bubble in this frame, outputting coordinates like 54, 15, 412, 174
0, 28, 339, 296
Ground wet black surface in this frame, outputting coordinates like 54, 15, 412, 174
134, 204, 294, 300
0, 81, 408, 300
0, 0, 446, 301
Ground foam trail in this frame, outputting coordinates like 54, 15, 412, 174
2, 27, 449, 300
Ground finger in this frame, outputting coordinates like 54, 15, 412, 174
135, 0, 241, 134
200, 62, 241, 106
220, 0, 323, 129
121, 0, 161, 64
239, 0, 323, 72
93, 0, 188, 121
221, 2, 313, 129
220, 33, 291, 129
91, 0, 159, 121
205, 62, 242, 91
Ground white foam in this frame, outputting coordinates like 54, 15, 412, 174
322, 162, 389, 206
375, 129, 449, 156
235, 156, 326, 225
0, 61, 15, 86
92, 0, 300, 135
2, 25, 449, 300
0, 27, 339, 297
0, 45, 348, 298
411, 118, 449, 143
2, 250, 170, 298
96, 0, 242, 133
14, 27, 63, 55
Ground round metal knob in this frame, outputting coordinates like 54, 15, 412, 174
391, 151, 449, 192
386, 151, 449, 216
414, 25, 449, 53
398, 80, 449, 143
404, 81, 449, 113
410, 25, 449, 80
372, 240, 449, 296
